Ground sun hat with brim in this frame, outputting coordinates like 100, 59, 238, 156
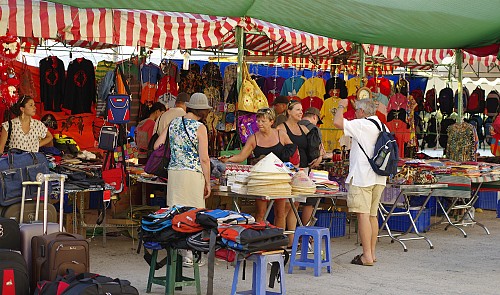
186, 93, 212, 110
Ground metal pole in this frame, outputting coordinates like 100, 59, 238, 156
236, 26, 245, 93
456, 49, 463, 123
358, 44, 365, 87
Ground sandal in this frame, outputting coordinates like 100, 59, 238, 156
351, 254, 374, 266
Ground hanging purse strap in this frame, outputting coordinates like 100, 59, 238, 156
181, 117, 197, 150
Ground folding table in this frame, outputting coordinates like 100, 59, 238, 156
378, 183, 448, 252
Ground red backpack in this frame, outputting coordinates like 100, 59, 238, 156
424, 88, 437, 113
466, 86, 486, 114
171, 208, 206, 233
410, 88, 424, 112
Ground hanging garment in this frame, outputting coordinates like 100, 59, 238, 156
297, 77, 326, 99
63, 57, 95, 114
39, 56, 65, 112
201, 62, 223, 93
346, 77, 361, 97
320, 97, 344, 151
264, 76, 286, 105
300, 96, 323, 113
280, 76, 306, 97
223, 64, 237, 101
387, 93, 408, 113
366, 77, 391, 97
95, 60, 116, 84
447, 122, 477, 162
386, 119, 410, 159
179, 63, 203, 96
324, 76, 347, 99
140, 62, 162, 103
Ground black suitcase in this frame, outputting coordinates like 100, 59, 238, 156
0, 217, 20, 251
31, 174, 90, 290
0, 249, 30, 295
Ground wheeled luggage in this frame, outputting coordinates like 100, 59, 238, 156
30, 174, 89, 290
19, 181, 61, 279
0, 217, 20, 251
0, 249, 30, 295
1, 200, 58, 223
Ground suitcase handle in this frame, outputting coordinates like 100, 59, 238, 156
36, 173, 67, 234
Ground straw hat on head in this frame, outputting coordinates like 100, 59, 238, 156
186, 93, 212, 110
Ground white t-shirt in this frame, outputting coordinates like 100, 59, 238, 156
2, 117, 48, 152
343, 116, 387, 187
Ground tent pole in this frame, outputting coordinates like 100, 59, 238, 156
358, 43, 365, 86
236, 26, 245, 93
456, 49, 463, 123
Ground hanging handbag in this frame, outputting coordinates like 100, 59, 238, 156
98, 126, 118, 151
101, 152, 126, 193
19, 56, 37, 99
220, 134, 247, 164
237, 62, 269, 113
144, 129, 170, 178
106, 94, 131, 124
237, 113, 259, 144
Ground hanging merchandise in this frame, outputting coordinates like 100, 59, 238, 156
238, 62, 268, 113
223, 64, 237, 101
18, 57, 37, 100
485, 90, 500, 116
447, 122, 478, 162
424, 88, 437, 113
140, 62, 161, 104
280, 75, 306, 97
95, 60, 116, 85
107, 94, 131, 124
324, 76, 347, 99
39, 56, 65, 112
63, 57, 96, 114
320, 97, 344, 151
179, 63, 203, 96
296, 76, 326, 99
466, 86, 486, 114
237, 113, 259, 144
438, 86, 454, 115
157, 60, 180, 108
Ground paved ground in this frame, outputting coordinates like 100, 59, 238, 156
89, 209, 499, 295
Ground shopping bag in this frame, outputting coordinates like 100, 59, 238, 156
220, 134, 247, 164
237, 113, 259, 144
237, 62, 268, 113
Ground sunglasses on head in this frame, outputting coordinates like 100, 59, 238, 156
258, 107, 274, 114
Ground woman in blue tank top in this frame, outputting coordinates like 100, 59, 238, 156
220, 108, 297, 230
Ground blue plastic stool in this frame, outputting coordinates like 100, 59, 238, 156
288, 226, 331, 277
231, 251, 286, 295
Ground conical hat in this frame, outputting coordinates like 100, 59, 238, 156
249, 172, 292, 181
250, 153, 292, 174
291, 170, 315, 188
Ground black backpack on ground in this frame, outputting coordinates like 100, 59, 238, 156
467, 86, 486, 114
485, 90, 500, 116
438, 87, 454, 115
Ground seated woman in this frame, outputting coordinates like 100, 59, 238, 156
0, 95, 53, 153
220, 108, 296, 230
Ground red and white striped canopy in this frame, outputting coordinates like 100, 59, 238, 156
0, 0, 350, 58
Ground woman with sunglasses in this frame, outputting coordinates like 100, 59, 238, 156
220, 107, 296, 230
0, 95, 53, 153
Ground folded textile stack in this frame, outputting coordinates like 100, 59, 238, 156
231, 174, 249, 194
247, 153, 292, 196
291, 170, 316, 195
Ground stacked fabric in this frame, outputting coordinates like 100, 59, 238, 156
291, 170, 316, 195
247, 153, 292, 196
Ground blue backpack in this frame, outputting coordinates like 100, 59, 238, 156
358, 118, 399, 176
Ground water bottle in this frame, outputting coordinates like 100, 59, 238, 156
374, 147, 389, 167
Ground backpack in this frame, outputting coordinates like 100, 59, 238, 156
134, 119, 154, 151
466, 86, 486, 114
454, 86, 469, 112
304, 124, 322, 163
438, 117, 456, 149
467, 115, 484, 142
357, 118, 399, 176
107, 94, 131, 124
485, 90, 500, 116
424, 115, 437, 148
53, 134, 80, 155
424, 88, 437, 113
410, 88, 424, 112
438, 87, 454, 115
195, 209, 255, 229
171, 208, 206, 233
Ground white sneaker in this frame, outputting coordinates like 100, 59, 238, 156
182, 256, 194, 268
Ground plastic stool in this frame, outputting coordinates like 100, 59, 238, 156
231, 250, 286, 295
288, 226, 331, 277
146, 247, 201, 295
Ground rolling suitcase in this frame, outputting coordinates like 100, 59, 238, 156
0, 249, 30, 295
31, 174, 89, 290
0, 217, 20, 251
19, 181, 61, 278
1, 200, 58, 223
